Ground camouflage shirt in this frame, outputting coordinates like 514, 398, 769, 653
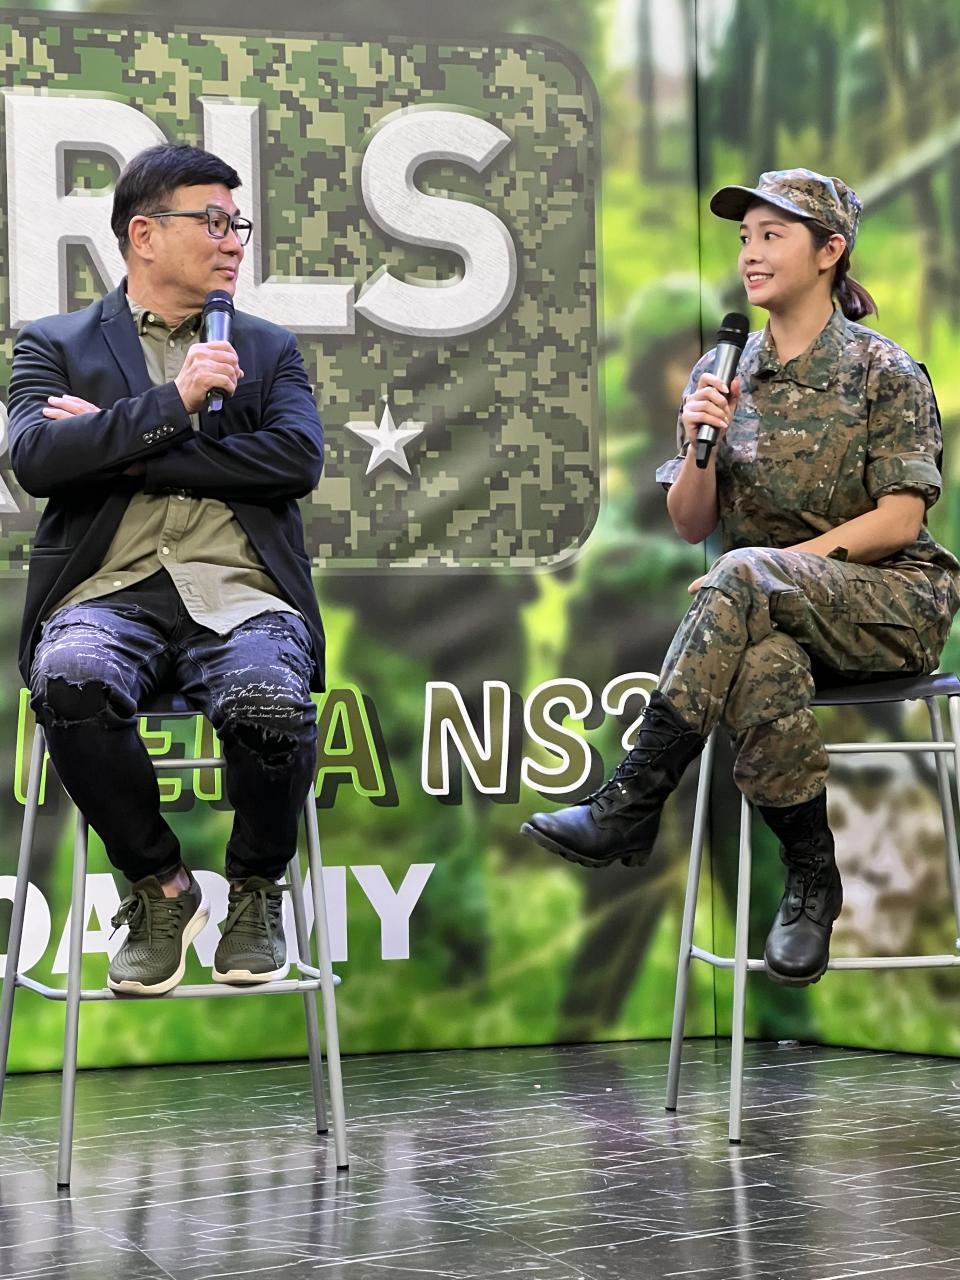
656, 308, 960, 586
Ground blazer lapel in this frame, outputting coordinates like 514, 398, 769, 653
100, 281, 151, 397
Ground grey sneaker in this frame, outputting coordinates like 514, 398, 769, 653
212, 877, 289, 984
108, 871, 209, 996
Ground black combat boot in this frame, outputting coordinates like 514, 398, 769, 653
759, 790, 843, 986
520, 691, 705, 868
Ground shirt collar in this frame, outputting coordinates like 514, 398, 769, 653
127, 295, 201, 339
754, 307, 846, 390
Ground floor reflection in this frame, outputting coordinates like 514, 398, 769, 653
3, 1041, 960, 1278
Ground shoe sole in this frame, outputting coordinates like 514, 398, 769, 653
211, 961, 290, 985
763, 962, 828, 987
763, 949, 830, 987
519, 822, 648, 868
107, 899, 211, 997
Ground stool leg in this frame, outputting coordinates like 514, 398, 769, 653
666, 730, 716, 1112
728, 792, 752, 1145
288, 849, 328, 1133
303, 800, 348, 1169
57, 812, 88, 1188
929, 698, 960, 947
949, 695, 960, 792
0, 725, 46, 1120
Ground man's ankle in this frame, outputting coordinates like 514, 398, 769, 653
159, 865, 191, 898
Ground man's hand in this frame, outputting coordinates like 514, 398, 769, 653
41, 394, 143, 473
43, 394, 101, 420
174, 341, 244, 413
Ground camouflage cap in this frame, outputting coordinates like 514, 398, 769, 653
709, 168, 862, 249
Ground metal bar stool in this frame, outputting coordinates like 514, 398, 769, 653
665, 671, 960, 1143
0, 692, 349, 1185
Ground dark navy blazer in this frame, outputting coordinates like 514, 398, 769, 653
8, 282, 326, 689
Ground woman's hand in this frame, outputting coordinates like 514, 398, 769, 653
666, 371, 741, 545
680, 372, 741, 448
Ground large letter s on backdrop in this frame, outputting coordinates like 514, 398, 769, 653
356, 108, 519, 337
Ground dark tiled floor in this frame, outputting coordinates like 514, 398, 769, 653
3, 1041, 960, 1278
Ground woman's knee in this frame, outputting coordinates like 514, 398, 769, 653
705, 546, 787, 593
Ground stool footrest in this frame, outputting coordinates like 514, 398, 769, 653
826, 741, 956, 753
691, 946, 765, 971
152, 757, 223, 770
16, 969, 341, 1002
690, 944, 960, 971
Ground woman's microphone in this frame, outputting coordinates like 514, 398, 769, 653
201, 290, 235, 413
695, 312, 749, 468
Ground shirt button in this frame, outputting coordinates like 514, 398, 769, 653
169, 339, 175, 347
177, 494, 186, 501
161, 546, 170, 556
113, 580, 122, 587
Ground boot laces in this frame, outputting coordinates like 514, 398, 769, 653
784, 850, 830, 918
110, 891, 183, 943
588, 717, 680, 812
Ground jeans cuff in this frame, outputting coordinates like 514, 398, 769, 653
225, 843, 291, 883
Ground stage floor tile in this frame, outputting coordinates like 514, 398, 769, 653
3, 1039, 960, 1279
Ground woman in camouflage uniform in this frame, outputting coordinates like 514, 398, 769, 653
523, 168, 960, 986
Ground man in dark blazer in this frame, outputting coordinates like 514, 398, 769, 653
8, 143, 325, 996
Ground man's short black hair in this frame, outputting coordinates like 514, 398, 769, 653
112, 142, 241, 258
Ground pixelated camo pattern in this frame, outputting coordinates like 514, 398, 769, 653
0, 18, 599, 575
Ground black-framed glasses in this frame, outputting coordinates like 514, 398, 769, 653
138, 206, 253, 245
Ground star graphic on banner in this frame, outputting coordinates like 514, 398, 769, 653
346, 399, 425, 476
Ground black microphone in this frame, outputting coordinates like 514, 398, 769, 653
201, 289, 235, 413
695, 312, 749, 469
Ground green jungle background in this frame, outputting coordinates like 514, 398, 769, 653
3, 0, 960, 1071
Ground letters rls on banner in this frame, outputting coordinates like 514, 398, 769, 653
0, 25, 600, 571
4, 95, 518, 337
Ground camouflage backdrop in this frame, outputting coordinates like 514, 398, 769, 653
0, 20, 599, 570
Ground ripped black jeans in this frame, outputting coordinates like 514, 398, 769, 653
29, 572, 318, 884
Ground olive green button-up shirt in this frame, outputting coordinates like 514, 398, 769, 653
656, 308, 960, 588
49, 298, 297, 633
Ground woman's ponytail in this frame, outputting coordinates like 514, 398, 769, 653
806, 220, 878, 320
833, 253, 877, 321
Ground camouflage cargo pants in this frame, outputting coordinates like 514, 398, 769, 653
659, 547, 951, 806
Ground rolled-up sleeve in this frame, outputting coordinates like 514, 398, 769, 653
655, 350, 714, 490
655, 453, 684, 487
865, 352, 943, 508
